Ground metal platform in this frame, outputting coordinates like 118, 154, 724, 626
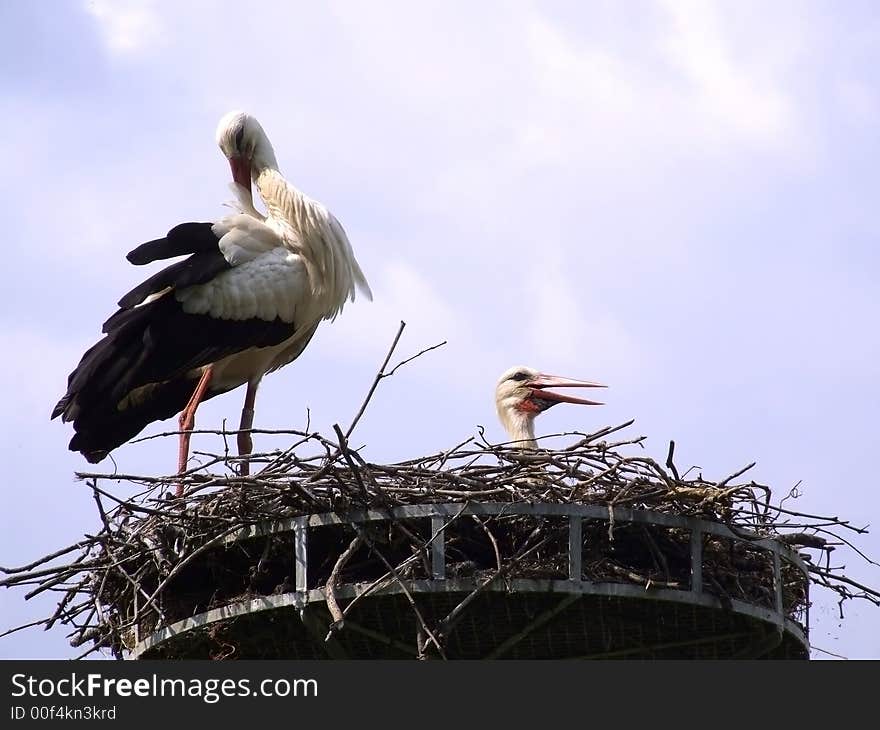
132, 503, 810, 659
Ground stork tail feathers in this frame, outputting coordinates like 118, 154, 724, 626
67, 376, 218, 463
53, 273, 296, 462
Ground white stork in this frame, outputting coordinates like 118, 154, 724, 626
495, 366, 606, 447
52, 111, 372, 487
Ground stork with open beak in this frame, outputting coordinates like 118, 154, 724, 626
52, 111, 371, 491
495, 366, 606, 447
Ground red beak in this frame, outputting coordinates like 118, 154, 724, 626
229, 155, 252, 196
526, 373, 606, 410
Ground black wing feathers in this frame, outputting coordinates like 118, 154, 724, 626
126, 222, 220, 265
58, 294, 296, 423
108, 223, 229, 331
53, 295, 297, 460
52, 220, 299, 461
114, 250, 230, 313
68, 376, 234, 463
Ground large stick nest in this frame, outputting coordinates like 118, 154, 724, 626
2, 420, 878, 659
3, 326, 878, 658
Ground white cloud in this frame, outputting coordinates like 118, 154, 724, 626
657, 0, 796, 145
525, 13, 636, 117
320, 257, 465, 362
524, 255, 640, 383
512, 1, 808, 172
85, 0, 162, 54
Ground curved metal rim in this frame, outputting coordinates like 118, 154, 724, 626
131, 577, 808, 659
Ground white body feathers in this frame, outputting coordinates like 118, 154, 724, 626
178, 154, 370, 392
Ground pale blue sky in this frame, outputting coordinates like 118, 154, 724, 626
1, 0, 878, 658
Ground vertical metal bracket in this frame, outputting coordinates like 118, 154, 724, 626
294, 516, 308, 593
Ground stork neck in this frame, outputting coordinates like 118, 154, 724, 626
254, 167, 287, 210
507, 415, 538, 449
250, 137, 279, 179
254, 169, 315, 246
253, 168, 359, 318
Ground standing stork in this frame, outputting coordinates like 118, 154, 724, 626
495, 366, 606, 447
52, 111, 372, 487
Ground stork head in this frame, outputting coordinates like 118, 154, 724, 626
495, 365, 606, 447
215, 110, 278, 197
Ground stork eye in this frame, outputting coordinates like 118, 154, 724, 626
234, 125, 245, 151
509, 371, 530, 382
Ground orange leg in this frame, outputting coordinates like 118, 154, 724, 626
237, 378, 261, 477
176, 365, 214, 496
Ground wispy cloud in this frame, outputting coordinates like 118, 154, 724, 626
85, 0, 162, 54
514, 1, 809, 172
657, 0, 796, 146
318, 256, 495, 379
524, 255, 640, 382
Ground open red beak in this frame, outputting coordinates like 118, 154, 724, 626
526, 373, 606, 410
229, 155, 252, 196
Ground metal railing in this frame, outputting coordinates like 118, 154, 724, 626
132, 502, 810, 658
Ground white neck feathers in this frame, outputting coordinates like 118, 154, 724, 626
255, 168, 370, 320
498, 407, 538, 449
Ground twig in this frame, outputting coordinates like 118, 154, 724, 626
324, 535, 364, 638
385, 340, 447, 378
345, 320, 407, 438
666, 440, 681, 482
